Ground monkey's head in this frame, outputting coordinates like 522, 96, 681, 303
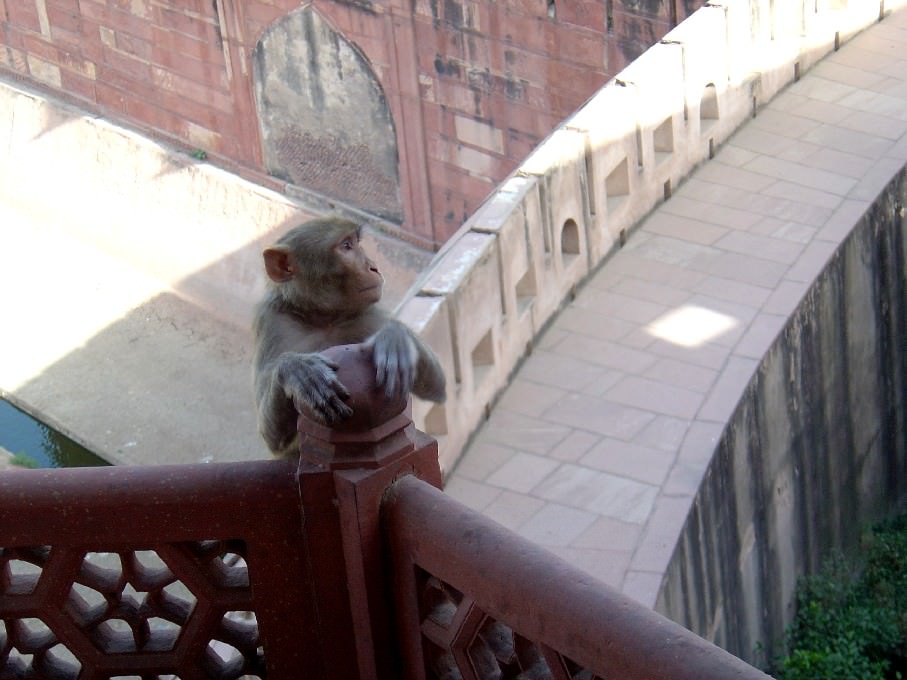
263, 217, 384, 318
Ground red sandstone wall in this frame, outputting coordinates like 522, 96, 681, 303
0, 0, 702, 247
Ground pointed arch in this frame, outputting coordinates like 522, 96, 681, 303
253, 6, 402, 221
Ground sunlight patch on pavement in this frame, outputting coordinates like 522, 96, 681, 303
645, 305, 739, 348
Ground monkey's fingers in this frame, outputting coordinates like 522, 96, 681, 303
301, 386, 353, 424
389, 359, 415, 400
285, 368, 350, 423
315, 375, 353, 423
381, 352, 413, 400
376, 351, 399, 398
320, 394, 354, 424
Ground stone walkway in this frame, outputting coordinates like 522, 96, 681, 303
445, 6, 907, 608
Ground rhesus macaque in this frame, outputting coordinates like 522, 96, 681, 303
253, 217, 446, 456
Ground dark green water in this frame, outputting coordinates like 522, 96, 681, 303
0, 399, 109, 468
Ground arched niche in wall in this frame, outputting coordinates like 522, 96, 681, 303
253, 6, 403, 222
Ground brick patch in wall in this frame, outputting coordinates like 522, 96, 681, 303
556, 0, 606, 29
151, 66, 232, 113
60, 69, 96, 100
156, 7, 220, 43
184, 120, 221, 150
5, 2, 42, 34
80, 3, 154, 41
25, 54, 61, 87
149, 26, 222, 63
109, 31, 153, 61
23, 35, 97, 80
454, 114, 504, 154
456, 144, 497, 179
152, 49, 229, 93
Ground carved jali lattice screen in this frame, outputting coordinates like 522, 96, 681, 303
1, 540, 263, 679
417, 572, 604, 680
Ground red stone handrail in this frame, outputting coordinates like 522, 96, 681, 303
0, 460, 320, 678
384, 474, 773, 680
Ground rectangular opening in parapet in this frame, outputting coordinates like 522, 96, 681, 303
654, 116, 674, 166
584, 140, 596, 216
605, 157, 630, 214
515, 267, 536, 318
538, 181, 553, 255
700, 84, 719, 135
471, 329, 495, 387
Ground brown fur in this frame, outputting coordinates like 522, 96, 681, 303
253, 217, 445, 455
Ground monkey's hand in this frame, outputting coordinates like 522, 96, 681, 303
276, 352, 353, 424
366, 320, 419, 400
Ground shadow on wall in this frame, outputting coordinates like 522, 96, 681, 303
659, 165, 907, 666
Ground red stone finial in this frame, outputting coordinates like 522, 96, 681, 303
296, 343, 416, 469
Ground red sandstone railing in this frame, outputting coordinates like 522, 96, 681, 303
0, 349, 772, 679
386, 474, 772, 679
0, 460, 321, 678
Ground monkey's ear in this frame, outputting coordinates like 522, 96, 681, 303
263, 246, 298, 283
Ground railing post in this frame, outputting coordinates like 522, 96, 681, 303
293, 344, 442, 680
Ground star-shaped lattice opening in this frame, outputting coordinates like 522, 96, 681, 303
417, 571, 605, 680
421, 576, 463, 629
186, 540, 250, 590
65, 550, 197, 654
204, 611, 263, 679
1, 545, 50, 596
465, 619, 558, 679
1, 617, 82, 679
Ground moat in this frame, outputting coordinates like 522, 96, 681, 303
0, 398, 108, 468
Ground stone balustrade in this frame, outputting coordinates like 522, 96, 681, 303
398, 0, 892, 473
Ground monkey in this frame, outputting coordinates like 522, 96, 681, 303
252, 216, 446, 456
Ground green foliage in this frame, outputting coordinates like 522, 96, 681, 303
9, 452, 39, 469
778, 515, 907, 680
190, 149, 208, 161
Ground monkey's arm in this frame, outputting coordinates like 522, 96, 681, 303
255, 352, 355, 453
253, 310, 356, 454
256, 351, 355, 445
413, 332, 446, 402
366, 319, 446, 403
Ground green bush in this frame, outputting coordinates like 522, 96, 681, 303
9, 452, 39, 469
778, 515, 907, 680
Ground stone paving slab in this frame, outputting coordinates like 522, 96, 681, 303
445, 5, 907, 608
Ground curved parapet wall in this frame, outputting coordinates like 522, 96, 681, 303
658, 165, 907, 663
397, 0, 896, 473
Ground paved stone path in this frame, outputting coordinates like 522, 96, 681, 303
445, 7, 907, 607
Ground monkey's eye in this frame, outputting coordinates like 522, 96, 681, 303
340, 237, 355, 251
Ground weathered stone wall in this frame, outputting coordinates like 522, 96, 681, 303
657, 166, 907, 665
0, 0, 700, 246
